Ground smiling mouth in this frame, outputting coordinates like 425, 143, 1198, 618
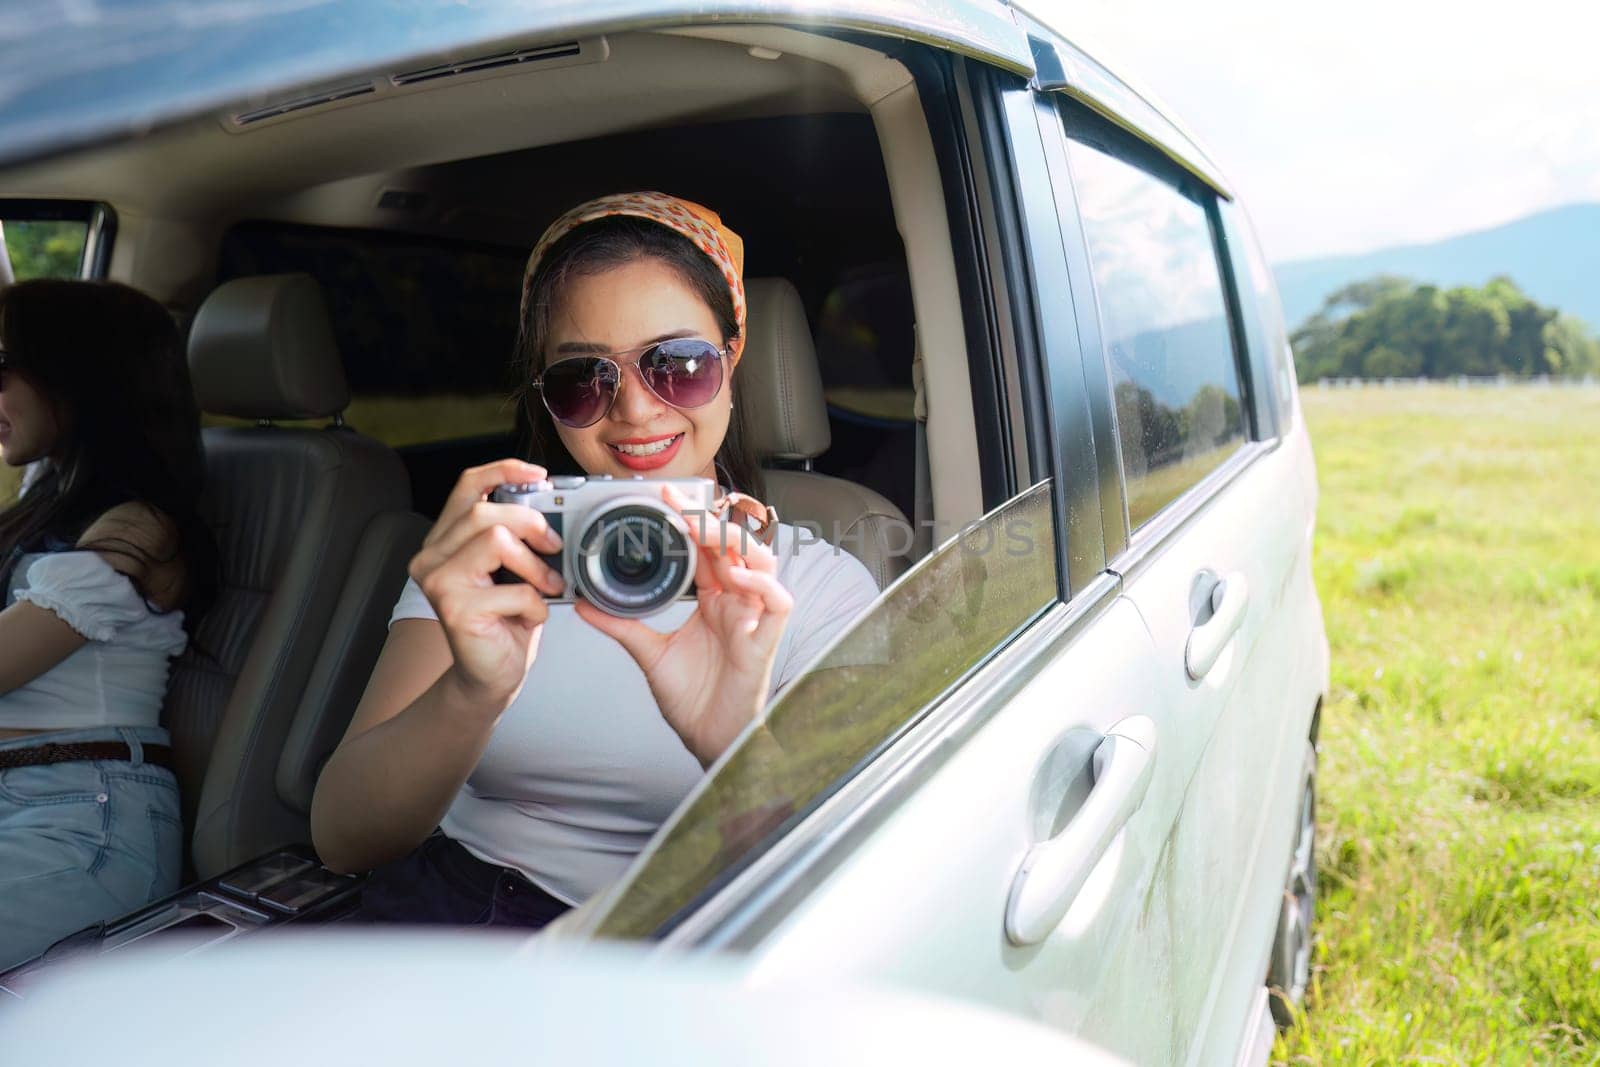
608, 433, 682, 458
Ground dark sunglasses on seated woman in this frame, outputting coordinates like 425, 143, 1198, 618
531, 337, 729, 429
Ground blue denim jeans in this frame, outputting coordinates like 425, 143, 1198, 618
0, 726, 182, 971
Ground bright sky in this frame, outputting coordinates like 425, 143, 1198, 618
1020, 0, 1600, 264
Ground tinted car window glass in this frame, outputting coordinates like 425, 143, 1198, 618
217, 223, 523, 446
813, 264, 917, 521
1064, 132, 1245, 530
1, 219, 86, 280
591, 482, 1058, 939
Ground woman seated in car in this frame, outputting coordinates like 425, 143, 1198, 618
0, 280, 217, 969
312, 193, 878, 926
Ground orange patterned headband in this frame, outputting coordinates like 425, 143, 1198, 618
521, 191, 747, 368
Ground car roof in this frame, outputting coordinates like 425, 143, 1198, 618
0, 0, 1229, 217
0, 0, 1030, 168
1009, 1, 1233, 198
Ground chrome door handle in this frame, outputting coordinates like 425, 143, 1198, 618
1005, 715, 1157, 946
1185, 572, 1248, 680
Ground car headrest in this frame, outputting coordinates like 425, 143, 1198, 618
739, 277, 830, 461
188, 273, 351, 420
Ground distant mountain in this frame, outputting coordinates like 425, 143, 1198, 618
1274, 203, 1600, 333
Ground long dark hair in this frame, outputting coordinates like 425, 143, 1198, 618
512, 214, 764, 498
0, 279, 218, 632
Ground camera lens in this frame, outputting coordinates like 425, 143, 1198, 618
608, 520, 659, 580
574, 501, 695, 617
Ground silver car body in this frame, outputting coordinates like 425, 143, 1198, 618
0, 2, 1329, 1064
2, 936, 1135, 1066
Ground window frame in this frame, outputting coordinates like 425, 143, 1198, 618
922, 56, 1023, 514
958, 60, 1106, 597
0, 198, 116, 280
1217, 197, 1294, 437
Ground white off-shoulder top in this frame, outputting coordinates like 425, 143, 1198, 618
0, 551, 188, 730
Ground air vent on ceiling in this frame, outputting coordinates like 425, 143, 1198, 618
231, 81, 377, 127
221, 37, 607, 134
391, 42, 583, 86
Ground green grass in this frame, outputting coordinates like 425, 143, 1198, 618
1276, 385, 1600, 1066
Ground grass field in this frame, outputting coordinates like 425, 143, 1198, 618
1275, 385, 1600, 1065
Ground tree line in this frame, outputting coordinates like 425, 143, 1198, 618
1114, 380, 1241, 475
0, 220, 85, 281
1290, 275, 1600, 382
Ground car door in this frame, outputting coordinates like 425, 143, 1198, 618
1032, 48, 1318, 1063
564, 56, 1207, 1067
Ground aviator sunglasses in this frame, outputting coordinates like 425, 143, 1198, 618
530, 337, 729, 429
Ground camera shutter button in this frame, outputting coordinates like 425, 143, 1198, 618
551, 475, 586, 489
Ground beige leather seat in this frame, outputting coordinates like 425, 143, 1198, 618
741, 277, 912, 589
274, 510, 429, 821
165, 273, 414, 878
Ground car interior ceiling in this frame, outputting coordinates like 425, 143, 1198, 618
0, 23, 992, 888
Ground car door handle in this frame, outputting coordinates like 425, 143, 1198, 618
1185, 572, 1249, 680
1005, 715, 1157, 946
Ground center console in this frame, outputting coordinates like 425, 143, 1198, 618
1, 847, 363, 1000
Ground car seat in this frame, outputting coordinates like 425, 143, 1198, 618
741, 278, 912, 590
164, 273, 412, 878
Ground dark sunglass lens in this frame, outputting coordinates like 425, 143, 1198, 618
642, 340, 723, 409
542, 358, 618, 427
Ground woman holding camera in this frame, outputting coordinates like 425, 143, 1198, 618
312, 194, 878, 926
0, 279, 217, 969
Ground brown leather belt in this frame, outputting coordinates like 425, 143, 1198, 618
0, 741, 175, 773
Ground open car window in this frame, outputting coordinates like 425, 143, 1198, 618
582, 481, 1058, 940
0, 219, 85, 281
0, 200, 112, 283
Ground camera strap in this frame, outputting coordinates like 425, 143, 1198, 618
713, 491, 779, 548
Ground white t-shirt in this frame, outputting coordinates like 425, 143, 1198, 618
388, 520, 879, 905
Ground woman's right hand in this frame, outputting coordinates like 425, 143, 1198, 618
405, 459, 567, 710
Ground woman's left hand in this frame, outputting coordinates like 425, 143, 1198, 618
574, 483, 793, 767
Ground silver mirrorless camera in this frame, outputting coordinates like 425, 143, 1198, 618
490, 475, 715, 618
